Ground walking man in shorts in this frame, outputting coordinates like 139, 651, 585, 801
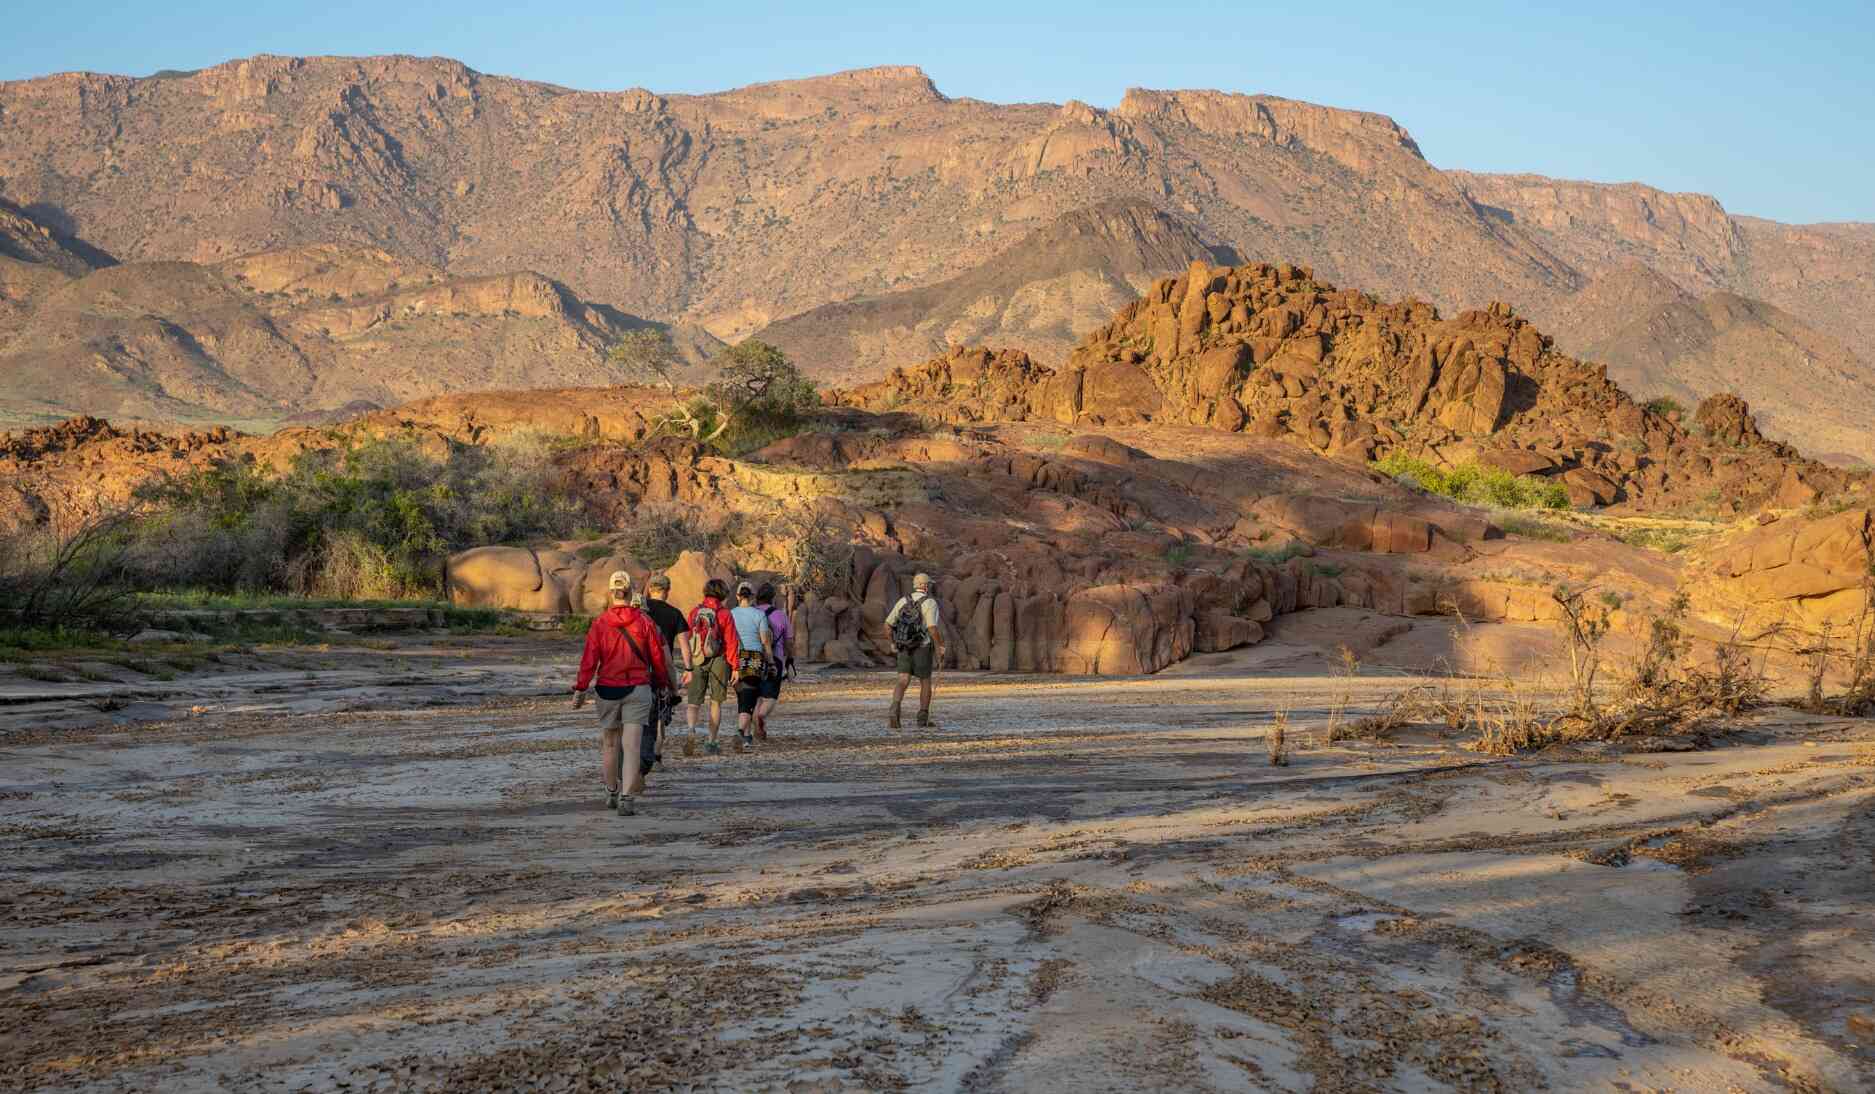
572, 572, 671, 816
642, 574, 690, 766
885, 572, 944, 729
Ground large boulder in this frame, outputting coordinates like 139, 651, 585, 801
1079, 359, 1163, 424
662, 549, 730, 614
447, 546, 571, 613
1687, 508, 1873, 632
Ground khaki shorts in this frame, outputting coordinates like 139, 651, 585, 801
895, 644, 935, 680
687, 656, 730, 705
595, 686, 654, 733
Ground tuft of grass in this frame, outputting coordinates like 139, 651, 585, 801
560, 614, 595, 638
576, 543, 614, 562
1374, 453, 1570, 511
1616, 526, 1698, 553
1166, 543, 1193, 567
1491, 511, 1574, 542
1643, 396, 1684, 418
1245, 542, 1308, 565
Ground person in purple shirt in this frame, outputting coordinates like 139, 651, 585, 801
753, 582, 794, 741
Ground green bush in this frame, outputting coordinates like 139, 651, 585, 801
128, 434, 588, 600
1374, 453, 1570, 511
1643, 396, 1685, 418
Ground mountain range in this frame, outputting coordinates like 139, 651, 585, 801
0, 54, 1870, 457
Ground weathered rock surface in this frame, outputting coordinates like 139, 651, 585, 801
840, 260, 1867, 515
1685, 508, 1875, 633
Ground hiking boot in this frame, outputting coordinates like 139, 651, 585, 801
616, 794, 636, 816
736, 732, 752, 753
606, 790, 619, 810
917, 709, 936, 729
888, 704, 902, 730
705, 740, 721, 756
753, 715, 768, 741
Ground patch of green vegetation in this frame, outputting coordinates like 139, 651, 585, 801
1616, 526, 1700, 554
1028, 432, 1069, 449
0, 627, 125, 655
1304, 561, 1344, 579
129, 433, 589, 602
1803, 494, 1867, 520
560, 613, 595, 638
1245, 542, 1309, 565
575, 543, 614, 562
1491, 511, 1575, 543
1165, 543, 1193, 567
1643, 396, 1685, 418
15, 665, 73, 683
1373, 453, 1570, 511
134, 590, 456, 613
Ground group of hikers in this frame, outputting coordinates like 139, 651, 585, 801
571, 570, 944, 816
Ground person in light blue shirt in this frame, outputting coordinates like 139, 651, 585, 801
728, 582, 774, 751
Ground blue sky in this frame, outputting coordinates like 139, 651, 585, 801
4, 1, 1870, 223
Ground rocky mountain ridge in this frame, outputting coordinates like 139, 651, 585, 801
0, 221, 720, 425
3, 55, 1865, 346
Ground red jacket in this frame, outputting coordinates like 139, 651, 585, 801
686, 597, 740, 663
575, 605, 672, 691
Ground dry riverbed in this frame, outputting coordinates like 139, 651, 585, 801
3, 624, 1873, 1092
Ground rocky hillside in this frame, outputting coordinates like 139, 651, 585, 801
2, 56, 1867, 354
1545, 262, 1875, 464
841, 260, 1869, 515
756, 200, 1233, 383
0, 225, 720, 426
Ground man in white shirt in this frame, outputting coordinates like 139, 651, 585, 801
884, 572, 944, 729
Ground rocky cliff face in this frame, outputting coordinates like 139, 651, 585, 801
0, 232, 719, 426
756, 199, 1231, 382
842, 260, 1865, 514
10, 54, 1862, 354
1544, 262, 1875, 464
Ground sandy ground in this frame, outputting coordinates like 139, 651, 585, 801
3, 621, 1874, 1092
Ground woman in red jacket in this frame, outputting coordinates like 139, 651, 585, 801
573, 572, 672, 816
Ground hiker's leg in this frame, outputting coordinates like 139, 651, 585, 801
600, 727, 622, 794
620, 690, 653, 798
891, 673, 912, 707
919, 674, 934, 713
622, 720, 645, 796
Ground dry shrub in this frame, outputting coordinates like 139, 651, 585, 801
769, 506, 859, 599
1467, 679, 1554, 756
616, 501, 727, 570
1323, 645, 1359, 740
297, 531, 411, 600
1796, 569, 1875, 716
1266, 708, 1290, 767
1464, 593, 1771, 755
1336, 683, 1440, 742
0, 510, 140, 628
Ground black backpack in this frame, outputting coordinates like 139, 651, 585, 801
890, 594, 931, 653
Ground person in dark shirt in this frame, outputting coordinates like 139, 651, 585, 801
643, 574, 691, 765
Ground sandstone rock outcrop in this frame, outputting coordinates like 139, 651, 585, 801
840, 261, 1865, 515
1684, 508, 1874, 634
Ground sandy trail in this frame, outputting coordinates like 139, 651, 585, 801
3, 635, 1873, 1092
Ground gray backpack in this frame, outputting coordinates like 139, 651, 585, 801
890, 595, 930, 653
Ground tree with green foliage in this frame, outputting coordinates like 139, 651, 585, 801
683, 340, 818, 449
608, 328, 683, 392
